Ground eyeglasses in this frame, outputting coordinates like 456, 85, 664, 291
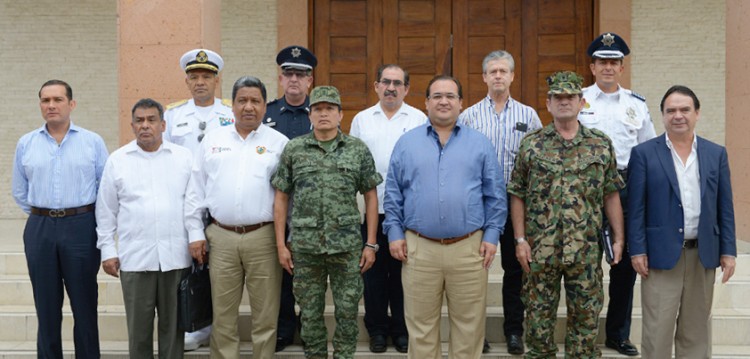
379, 78, 405, 87
282, 69, 310, 78
428, 93, 460, 101
198, 121, 206, 142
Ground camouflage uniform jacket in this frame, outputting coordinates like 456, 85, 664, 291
272, 130, 382, 255
507, 123, 624, 265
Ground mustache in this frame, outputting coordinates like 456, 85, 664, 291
385, 90, 398, 96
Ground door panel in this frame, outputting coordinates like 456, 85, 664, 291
313, 0, 594, 130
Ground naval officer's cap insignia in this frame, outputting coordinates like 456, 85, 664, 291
196, 51, 208, 63
601, 33, 615, 47
180, 48, 224, 73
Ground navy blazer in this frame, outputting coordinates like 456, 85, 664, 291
627, 134, 736, 270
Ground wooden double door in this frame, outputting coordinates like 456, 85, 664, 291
312, 0, 594, 130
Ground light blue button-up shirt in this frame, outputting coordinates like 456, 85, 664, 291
12, 122, 108, 213
383, 122, 507, 244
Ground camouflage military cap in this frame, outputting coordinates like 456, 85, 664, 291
309, 86, 341, 106
546, 71, 583, 95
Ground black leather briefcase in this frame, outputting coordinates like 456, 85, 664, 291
178, 261, 213, 332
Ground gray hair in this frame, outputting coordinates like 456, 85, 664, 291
482, 50, 515, 73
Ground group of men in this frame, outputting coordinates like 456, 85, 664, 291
11, 31, 736, 359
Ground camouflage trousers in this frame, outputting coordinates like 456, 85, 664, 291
523, 253, 604, 359
293, 250, 363, 359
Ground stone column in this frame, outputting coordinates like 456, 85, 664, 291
118, 0, 222, 145
726, 0, 750, 242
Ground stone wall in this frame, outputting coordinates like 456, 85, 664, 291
0, 0, 118, 218
631, 0, 726, 143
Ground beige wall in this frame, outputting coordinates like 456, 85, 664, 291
0, 0, 118, 218
631, 0, 726, 144
221, 0, 278, 101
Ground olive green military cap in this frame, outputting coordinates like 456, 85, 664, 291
309, 86, 341, 106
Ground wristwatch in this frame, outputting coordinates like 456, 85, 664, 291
514, 237, 527, 246
365, 243, 379, 252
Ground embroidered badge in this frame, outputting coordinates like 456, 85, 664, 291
256, 146, 267, 154
625, 107, 639, 126
211, 147, 231, 154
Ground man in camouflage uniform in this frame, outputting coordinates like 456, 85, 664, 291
272, 86, 382, 359
507, 71, 625, 358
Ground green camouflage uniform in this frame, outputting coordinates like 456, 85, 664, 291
507, 71, 624, 359
272, 124, 382, 359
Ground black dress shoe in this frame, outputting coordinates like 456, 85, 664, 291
605, 339, 639, 356
275, 337, 292, 352
507, 334, 525, 355
369, 334, 387, 353
393, 335, 408, 353
482, 339, 491, 353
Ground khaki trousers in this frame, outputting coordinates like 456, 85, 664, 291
403, 230, 488, 359
640, 247, 715, 359
206, 223, 282, 359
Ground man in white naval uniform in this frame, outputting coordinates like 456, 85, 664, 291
162, 48, 234, 351
164, 48, 235, 155
578, 32, 656, 357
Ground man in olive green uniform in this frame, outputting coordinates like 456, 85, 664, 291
272, 86, 382, 359
507, 71, 625, 359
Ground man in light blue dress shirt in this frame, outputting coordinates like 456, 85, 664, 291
384, 75, 506, 359
12, 79, 108, 358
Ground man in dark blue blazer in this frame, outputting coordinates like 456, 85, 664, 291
627, 85, 736, 359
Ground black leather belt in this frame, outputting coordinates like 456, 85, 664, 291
30, 204, 95, 218
411, 230, 478, 245
683, 239, 698, 249
212, 219, 271, 234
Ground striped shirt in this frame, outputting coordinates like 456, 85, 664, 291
458, 96, 542, 184
12, 122, 109, 213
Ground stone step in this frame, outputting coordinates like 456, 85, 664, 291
2, 272, 750, 312
0, 341, 748, 358
1, 304, 749, 345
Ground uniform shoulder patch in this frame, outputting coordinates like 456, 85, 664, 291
629, 91, 646, 102
166, 99, 188, 110
221, 98, 232, 107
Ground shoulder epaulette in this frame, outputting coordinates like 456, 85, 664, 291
630, 91, 646, 102
166, 99, 189, 110
221, 98, 232, 107
267, 98, 279, 106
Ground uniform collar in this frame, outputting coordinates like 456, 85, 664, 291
593, 83, 623, 99
279, 96, 310, 114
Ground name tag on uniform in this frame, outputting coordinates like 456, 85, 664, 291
265, 118, 276, 127
515, 122, 528, 132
